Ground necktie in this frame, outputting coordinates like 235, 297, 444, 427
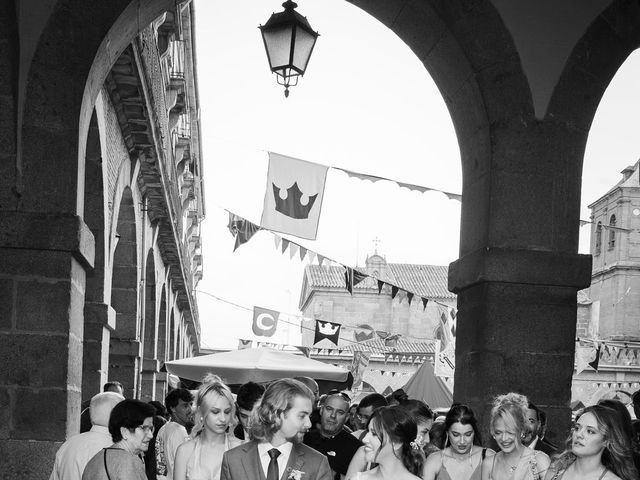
267, 448, 281, 480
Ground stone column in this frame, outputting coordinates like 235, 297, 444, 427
449, 249, 591, 446
0, 212, 94, 479
141, 358, 159, 401
82, 303, 116, 401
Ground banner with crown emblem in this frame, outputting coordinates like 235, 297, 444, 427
314, 320, 341, 346
261, 152, 328, 240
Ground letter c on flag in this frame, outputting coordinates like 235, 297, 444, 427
252, 307, 279, 337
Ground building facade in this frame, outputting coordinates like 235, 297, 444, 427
299, 253, 456, 395
0, 3, 203, 477
572, 162, 640, 405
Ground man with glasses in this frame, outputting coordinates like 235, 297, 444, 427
350, 393, 387, 440
304, 390, 362, 480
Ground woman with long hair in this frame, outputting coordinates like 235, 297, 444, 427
348, 405, 425, 480
346, 399, 434, 478
174, 375, 241, 480
423, 404, 494, 480
481, 393, 550, 480
544, 404, 639, 480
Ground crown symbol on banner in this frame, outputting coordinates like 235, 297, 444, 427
272, 182, 318, 219
318, 321, 340, 335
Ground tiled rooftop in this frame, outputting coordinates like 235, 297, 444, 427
305, 263, 454, 299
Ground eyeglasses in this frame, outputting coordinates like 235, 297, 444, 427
327, 389, 351, 402
137, 425, 154, 434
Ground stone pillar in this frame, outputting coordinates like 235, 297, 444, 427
140, 358, 159, 401
156, 372, 168, 401
82, 303, 116, 401
449, 250, 592, 447
0, 212, 94, 479
109, 338, 141, 399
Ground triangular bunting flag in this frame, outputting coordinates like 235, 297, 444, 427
281, 238, 290, 254
314, 320, 341, 346
274, 234, 282, 249
318, 254, 325, 266
391, 285, 399, 299
299, 246, 307, 261
377, 280, 384, 295
422, 297, 429, 310
344, 267, 368, 294
407, 292, 414, 305
307, 251, 316, 264
228, 213, 262, 251
588, 346, 601, 371
289, 242, 299, 259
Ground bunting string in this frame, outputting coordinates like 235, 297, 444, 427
195, 289, 447, 357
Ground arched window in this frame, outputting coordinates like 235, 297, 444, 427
595, 222, 602, 255
608, 215, 616, 249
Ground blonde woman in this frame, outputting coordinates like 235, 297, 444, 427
482, 393, 550, 480
174, 375, 241, 480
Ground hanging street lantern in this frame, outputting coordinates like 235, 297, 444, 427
259, 1, 319, 97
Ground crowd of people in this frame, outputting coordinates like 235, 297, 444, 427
50, 376, 640, 480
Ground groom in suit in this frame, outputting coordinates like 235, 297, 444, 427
222, 378, 332, 480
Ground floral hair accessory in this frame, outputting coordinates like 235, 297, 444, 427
410, 440, 421, 450
287, 469, 305, 480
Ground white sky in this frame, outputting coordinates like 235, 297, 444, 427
193, 0, 640, 349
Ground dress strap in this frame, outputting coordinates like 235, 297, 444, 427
598, 469, 608, 480
482, 448, 487, 461
490, 453, 497, 480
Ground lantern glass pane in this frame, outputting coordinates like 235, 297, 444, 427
262, 28, 293, 70
292, 28, 317, 72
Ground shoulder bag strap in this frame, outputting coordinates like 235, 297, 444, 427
103, 449, 112, 480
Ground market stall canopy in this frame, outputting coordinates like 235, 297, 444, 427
402, 360, 453, 409
164, 347, 351, 388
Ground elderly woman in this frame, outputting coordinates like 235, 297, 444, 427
481, 393, 550, 480
82, 399, 156, 480
544, 404, 639, 480
174, 375, 241, 480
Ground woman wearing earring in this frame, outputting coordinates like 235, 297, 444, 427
82, 399, 156, 480
481, 393, 550, 480
423, 404, 494, 480
544, 404, 638, 480
349, 405, 425, 480
347, 399, 435, 478
174, 375, 241, 480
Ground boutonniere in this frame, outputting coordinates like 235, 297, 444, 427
326, 451, 336, 457
287, 468, 305, 480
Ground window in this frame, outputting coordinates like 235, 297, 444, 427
595, 222, 602, 255
608, 215, 616, 249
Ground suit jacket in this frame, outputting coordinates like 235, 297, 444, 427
221, 440, 332, 480
534, 437, 557, 456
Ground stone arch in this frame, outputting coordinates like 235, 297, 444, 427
169, 306, 177, 361
141, 249, 158, 400
109, 187, 139, 398
82, 110, 112, 400
156, 286, 168, 398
